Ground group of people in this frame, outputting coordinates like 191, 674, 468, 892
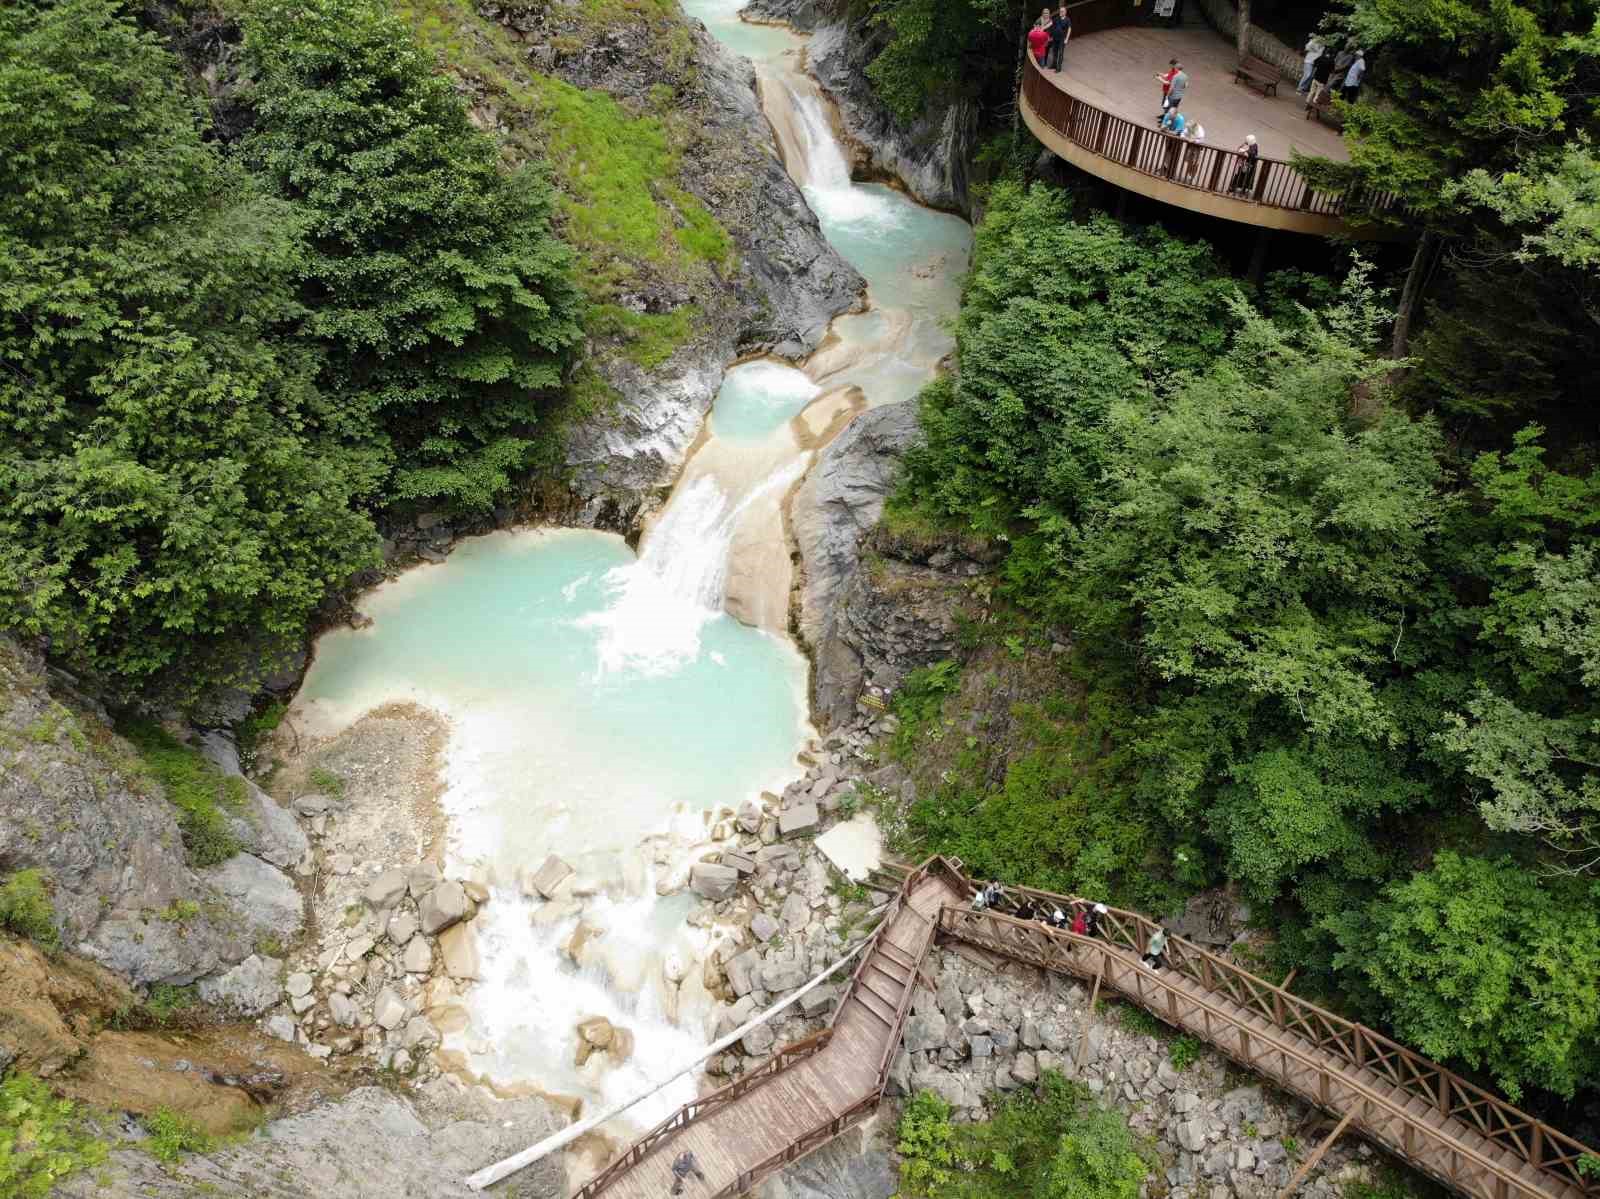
971, 883, 1173, 970
1151, 60, 1260, 195
1297, 35, 1366, 107
1026, 5, 1073, 72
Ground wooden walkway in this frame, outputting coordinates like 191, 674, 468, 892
566, 859, 1600, 1199
571, 862, 960, 1199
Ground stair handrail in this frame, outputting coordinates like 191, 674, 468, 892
935, 874, 1600, 1197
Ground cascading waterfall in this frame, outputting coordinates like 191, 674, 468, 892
579, 461, 807, 676
292, 0, 969, 1147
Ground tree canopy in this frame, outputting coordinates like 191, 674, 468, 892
896, 181, 1600, 1103
0, 0, 584, 701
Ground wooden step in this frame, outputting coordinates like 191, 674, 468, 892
851, 986, 899, 1028
877, 942, 918, 970
860, 978, 903, 1010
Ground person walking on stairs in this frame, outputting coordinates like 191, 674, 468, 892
670, 1150, 707, 1195
1142, 926, 1169, 971
1085, 902, 1107, 938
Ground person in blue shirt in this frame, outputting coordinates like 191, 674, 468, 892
1159, 108, 1186, 135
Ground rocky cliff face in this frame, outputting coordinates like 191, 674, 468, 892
742, 0, 978, 213
806, 507, 1000, 730
467, 2, 864, 527
0, 639, 304, 988
57, 1082, 563, 1199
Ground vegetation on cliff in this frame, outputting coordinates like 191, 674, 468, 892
895, 1071, 1151, 1199
894, 180, 1600, 1104
0, 0, 581, 702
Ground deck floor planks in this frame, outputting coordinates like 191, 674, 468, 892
1038, 26, 1349, 166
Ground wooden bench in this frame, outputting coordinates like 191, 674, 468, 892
1304, 85, 1344, 128
1233, 54, 1280, 96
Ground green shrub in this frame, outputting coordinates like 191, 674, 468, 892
1168, 1035, 1201, 1072
896, 1071, 1151, 1199
0, 870, 58, 949
143, 1108, 214, 1163
120, 720, 243, 867
307, 766, 345, 800
0, 1072, 108, 1197
144, 985, 197, 1025
1116, 1006, 1163, 1039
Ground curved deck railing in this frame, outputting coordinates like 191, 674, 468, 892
1020, 54, 1402, 228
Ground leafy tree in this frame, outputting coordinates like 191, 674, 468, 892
905, 182, 1239, 535
896, 1072, 1149, 1199
1326, 852, 1600, 1099
1041, 1107, 1147, 1199
240, 0, 585, 508
0, 0, 378, 699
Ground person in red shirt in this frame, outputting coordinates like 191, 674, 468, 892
1027, 15, 1051, 67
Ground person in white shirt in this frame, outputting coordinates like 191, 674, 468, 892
1297, 35, 1324, 95
1343, 50, 1366, 101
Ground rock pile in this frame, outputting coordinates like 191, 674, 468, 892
258, 847, 485, 1076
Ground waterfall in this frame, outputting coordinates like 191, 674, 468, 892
579, 462, 807, 677
760, 69, 897, 229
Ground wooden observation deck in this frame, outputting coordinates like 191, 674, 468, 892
1020, 6, 1404, 236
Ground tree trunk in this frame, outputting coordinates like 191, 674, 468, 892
1390, 229, 1438, 359
1236, 0, 1251, 61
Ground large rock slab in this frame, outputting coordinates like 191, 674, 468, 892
417, 881, 471, 935
778, 803, 819, 838
195, 955, 283, 1016
523, 855, 575, 900
792, 400, 921, 649
690, 862, 740, 899
438, 923, 481, 982
202, 853, 303, 941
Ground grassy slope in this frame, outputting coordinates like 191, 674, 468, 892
391, 0, 733, 375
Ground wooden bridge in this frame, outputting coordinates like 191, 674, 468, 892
563, 858, 1598, 1199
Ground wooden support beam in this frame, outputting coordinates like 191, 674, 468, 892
1275, 1113, 1352, 1199
1076, 949, 1106, 1070
1281, 967, 1298, 990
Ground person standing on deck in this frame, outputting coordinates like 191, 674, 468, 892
1229, 134, 1259, 195
1143, 926, 1169, 970
1027, 15, 1050, 68
1156, 58, 1179, 117
1305, 45, 1337, 109
1342, 49, 1366, 102
670, 1151, 707, 1195
1047, 5, 1072, 71
1085, 902, 1108, 938
1297, 34, 1325, 94
1162, 63, 1189, 119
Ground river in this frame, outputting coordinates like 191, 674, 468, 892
290, 0, 970, 1144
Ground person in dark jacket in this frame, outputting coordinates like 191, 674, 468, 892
1305, 46, 1337, 109
670, 1151, 707, 1195
1229, 134, 1259, 195
1047, 5, 1072, 71
1085, 902, 1107, 938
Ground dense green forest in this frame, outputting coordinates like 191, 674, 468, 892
0, 0, 584, 702
873, 0, 1600, 1117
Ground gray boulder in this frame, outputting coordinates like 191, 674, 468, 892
417, 880, 471, 935
196, 954, 282, 1015
202, 853, 303, 941
362, 868, 410, 910
691, 862, 740, 900
778, 803, 819, 837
